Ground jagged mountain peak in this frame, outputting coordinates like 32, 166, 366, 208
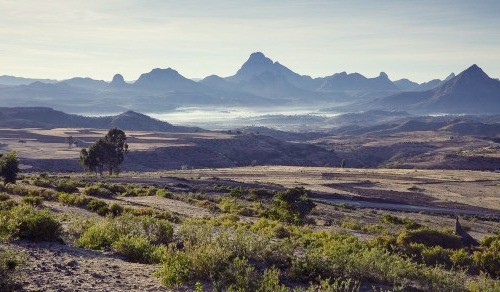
445, 73, 456, 81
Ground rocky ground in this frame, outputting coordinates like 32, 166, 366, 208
7, 241, 166, 292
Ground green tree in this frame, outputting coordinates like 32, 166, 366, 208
80, 128, 128, 176
0, 151, 20, 184
269, 187, 315, 225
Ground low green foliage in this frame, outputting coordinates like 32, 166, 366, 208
156, 188, 172, 198
22, 195, 44, 207
268, 187, 315, 225
86, 198, 110, 216
397, 228, 463, 249
0, 248, 21, 291
0, 152, 20, 184
76, 214, 174, 263
83, 185, 113, 197
0, 204, 61, 241
111, 235, 156, 263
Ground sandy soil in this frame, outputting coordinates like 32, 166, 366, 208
118, 166, 500, 212
7, 241, 166, 292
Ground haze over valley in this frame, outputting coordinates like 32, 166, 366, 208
1, 1, 499, 291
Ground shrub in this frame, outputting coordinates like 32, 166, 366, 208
156, 250, 190, 287
481, 234, 500, 250
380, 214, 404, 225
83, 185, 113, 197
0, 248, 20, 291
268, 187, 315, 225
58, 193, 89, 206
258, 268, 288, 292
380, 214, 421, 229
249, 188, 273, 201
397, 228, 463, 249
55, 180, 79, 193
22, 195, 44, 207
77, 214, 174, 258
0, 152, 20, 184
0, 204, 61, 241
306, 277, 360, 292
450, 249, 472, 269
340, 219, 363, 231
0, 198, 17, 211
472, 249, 500, 278
112, 235, 155, 263
109, 202, 124, 217
156, 189, 172, 198
420, 246, 452, 267
86, 198, 110, 216
76, 221, 119, 250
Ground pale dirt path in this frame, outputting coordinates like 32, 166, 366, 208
9, 241, 168, 292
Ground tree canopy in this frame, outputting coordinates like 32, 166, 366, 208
80, 128, 128, 176
0, 151, 20, 183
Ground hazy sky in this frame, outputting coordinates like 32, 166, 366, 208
1, 0, 499, 82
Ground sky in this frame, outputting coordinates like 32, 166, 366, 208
0, 0, 499, 83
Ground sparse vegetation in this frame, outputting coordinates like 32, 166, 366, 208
0, 204, 62, 241
0, 171, 497, 290
0, 248, 21, 291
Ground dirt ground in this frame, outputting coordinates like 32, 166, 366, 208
5, 241, 166, 292
89, 166, 500, 213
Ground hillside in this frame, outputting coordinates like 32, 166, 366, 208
369, 65, 500, 114
0, 107, 201, 132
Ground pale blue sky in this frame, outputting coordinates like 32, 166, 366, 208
0, 0, 499, 82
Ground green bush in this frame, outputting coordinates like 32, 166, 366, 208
380, 214, 421, 229
397, 228, 463, 249
22, 195, 44, 207
268, 187, 315, 225
77, 214, 174, 262
111, 235, 155, 263
76, 221, 119, 250
0, 248, 20, 291
421, 246, 452, 267
156, 189, 172, 198
156, 250, 190, 287
86, 198, 110, 216
55, 180, 79, 193
249, 188, 273, 201
0, 152, 20, 184
340, 219, 363, 231
472, 249, 500, 278
109, 202, 124, 217
0, 204, 61, 241
450, 249, 472, 269
258, 268, 288, 292
83, 185, 113, 197
58, 193, 89, 206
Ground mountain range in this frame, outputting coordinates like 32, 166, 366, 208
0, 52, 498, 114
369, 65, 500, 114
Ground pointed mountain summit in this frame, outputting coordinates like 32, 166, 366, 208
370, 64, 500, 114
227, 52, 275, 82
134, 68, 204, 91
226, 52, 317, 90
